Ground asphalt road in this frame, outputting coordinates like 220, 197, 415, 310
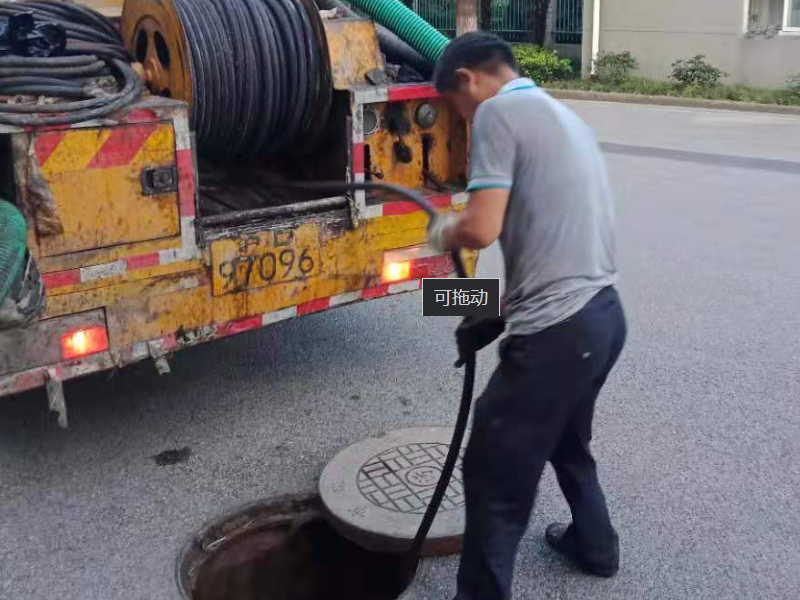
2, 100, 799, 600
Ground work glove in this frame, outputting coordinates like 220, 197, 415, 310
454, 315, 505, 367
427, 213, 458, 253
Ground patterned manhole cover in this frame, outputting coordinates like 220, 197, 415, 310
319, 427, 467, 555
357, 443, 464, 514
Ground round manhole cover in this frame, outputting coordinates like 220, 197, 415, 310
357, 443, 464, 515
320, 428, 467, 556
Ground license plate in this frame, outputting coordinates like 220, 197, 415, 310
211, 224, 321, 296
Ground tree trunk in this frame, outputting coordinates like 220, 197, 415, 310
527, 0, 551, 45
456, 0, 479, 35
480, 0, 492, 31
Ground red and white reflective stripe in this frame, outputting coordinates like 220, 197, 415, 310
362, 192, 468, 220
1, 277, 434, 395
352, 84, 439, 105
43, 244, 196, 290
43, 239, 201, 290
352, 141, 366, 176
226, 279, 427, 335
42, 105, 199, 291
388, 84, 440, 102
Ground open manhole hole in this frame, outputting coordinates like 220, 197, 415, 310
177, 494, 427, 600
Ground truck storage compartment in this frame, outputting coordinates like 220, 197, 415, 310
18, 120, 181, 257
196, 91, 351, 225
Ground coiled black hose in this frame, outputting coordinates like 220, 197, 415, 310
0, 0, 122, 46
171, 0, 331, 158
285, 180, 474, 565
0, 2, 140, 126
0, 58, 142, 125
0, 58, 106, 77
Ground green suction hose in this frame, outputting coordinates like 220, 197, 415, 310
0, 199, 28, 305
0, 199, 45, 330
347, 0, 450, 62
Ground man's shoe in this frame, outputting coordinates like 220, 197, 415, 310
545, 522, 618, 578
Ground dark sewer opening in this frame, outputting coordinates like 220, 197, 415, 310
181, 498, 417, 600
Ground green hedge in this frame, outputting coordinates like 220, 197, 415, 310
546, 77, 800, 106
512, 44, 573, 83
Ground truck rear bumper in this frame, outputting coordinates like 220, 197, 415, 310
0, 276, 429, 403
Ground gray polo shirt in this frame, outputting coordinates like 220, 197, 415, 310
469, 78, 617, 335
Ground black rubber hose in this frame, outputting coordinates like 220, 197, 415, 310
279, 180, 473, 563
0, 85, 88, 98
0, 54, 98, 67
27, 0, 118, 37
375, 23, 434, 77
64, 41, 130, 62
171, 0, 331, 158
0, 59, 106, 78
0, 76, 84, 88
7, 0, 121, 42
0, 8, 120, 47
408, 355, 473, 559
0, 2, 136, 126
0, 59, 142, 125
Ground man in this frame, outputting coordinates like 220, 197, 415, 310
427, 33, 627, 599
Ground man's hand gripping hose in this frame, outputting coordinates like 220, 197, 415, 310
281, 181, 501, 564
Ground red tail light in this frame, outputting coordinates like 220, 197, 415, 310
382, 260, 411, 283
61, 326, 109, 360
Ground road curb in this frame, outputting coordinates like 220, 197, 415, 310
546, 88, 800, 116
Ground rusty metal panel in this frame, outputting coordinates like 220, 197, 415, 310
0, 208, 478, 388
0, 309, 105, 376
37, 236, 183, 274
210, 223, 323, 296
365, 98, 468, 190
323, 18, 384, 89
31, 121, 180, 257
105, 280, 212, 348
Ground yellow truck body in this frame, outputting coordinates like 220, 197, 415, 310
0, 17, 476, 422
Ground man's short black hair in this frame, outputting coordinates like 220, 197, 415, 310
434, 32, 518, 92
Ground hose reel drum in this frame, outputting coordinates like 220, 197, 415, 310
121, 0, 333, 158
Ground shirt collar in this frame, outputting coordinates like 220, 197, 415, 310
498, 77, 538, 94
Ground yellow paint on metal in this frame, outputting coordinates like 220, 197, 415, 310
107, 280, 212, 347
206, 208, 470, 324
43, 129, 112, 172
35, 123, 180, 257
210, 223, 323, 296
37, 235, 183, 273
43, 209, 476, 352
323, 18, 384, 90
43, 258, 202, 300
365, 98, 468, 190
121, 0, 194, 104
44, 267, 204, 320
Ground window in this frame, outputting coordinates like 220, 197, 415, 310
748, 0, 800, 32
785, 0, 800, 29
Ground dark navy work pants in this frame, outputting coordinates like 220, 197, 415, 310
455, 286, 626, 600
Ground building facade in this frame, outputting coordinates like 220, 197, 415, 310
582, 0, 800, 88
